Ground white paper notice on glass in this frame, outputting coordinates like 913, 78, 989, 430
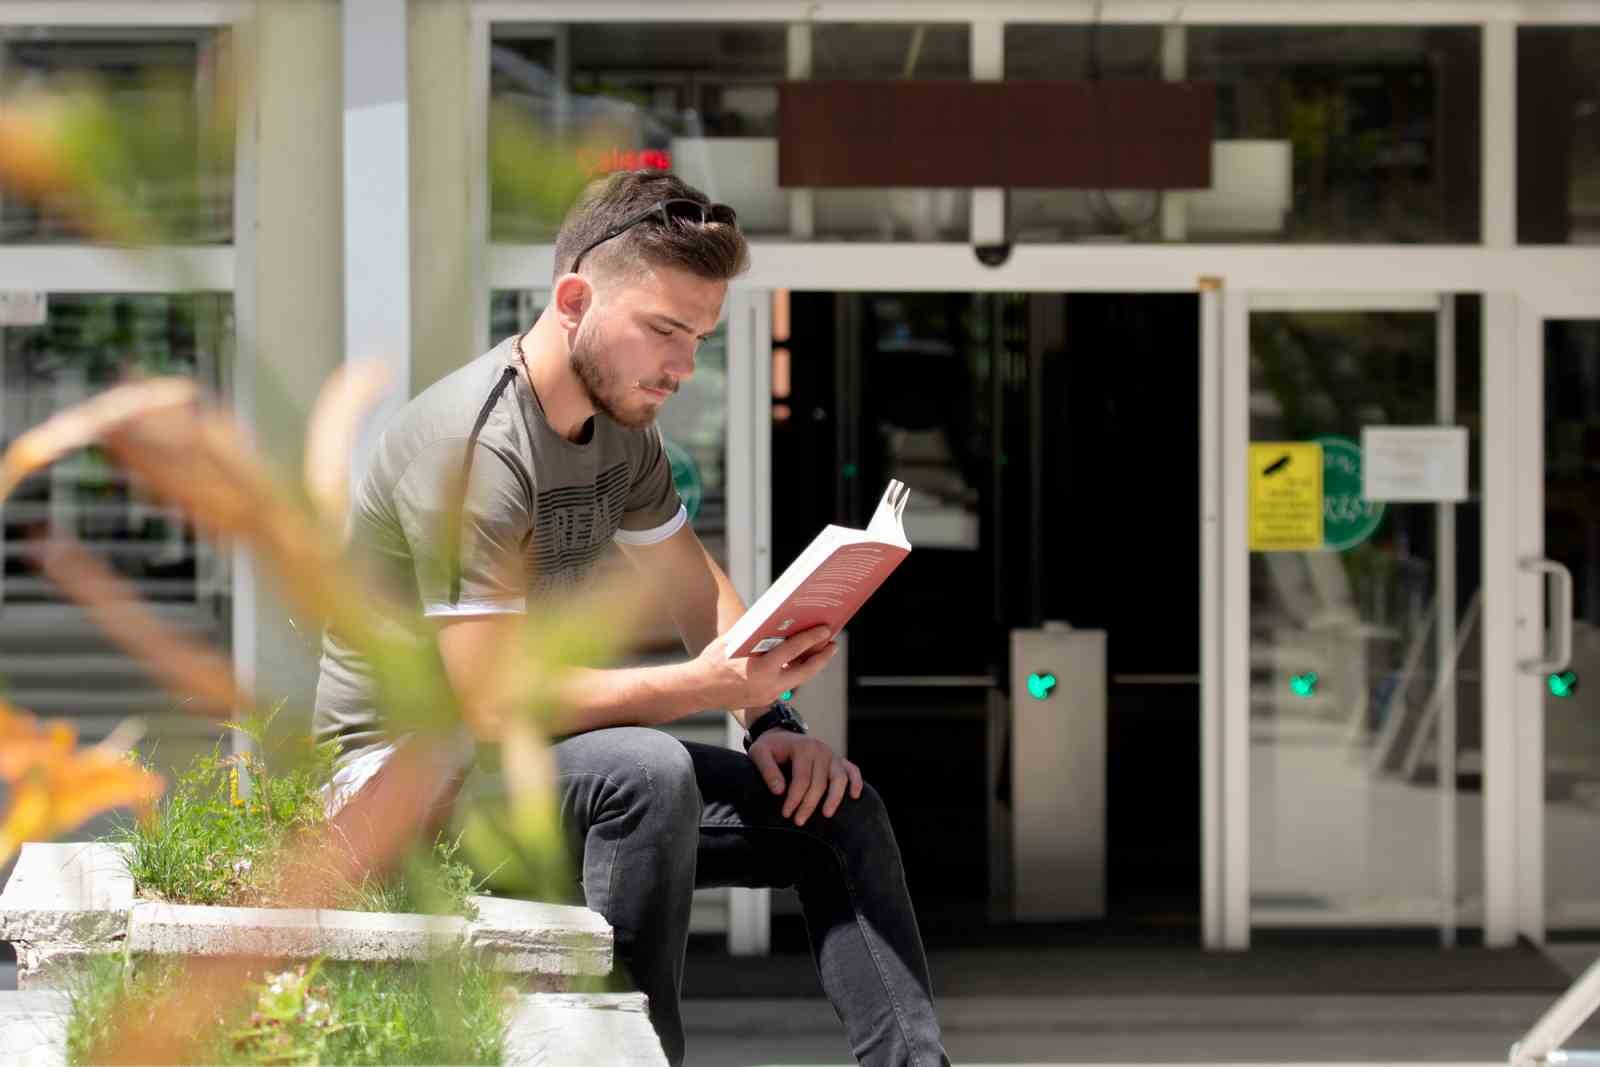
0, 292, 46, 327
1361, 426, 1469, 503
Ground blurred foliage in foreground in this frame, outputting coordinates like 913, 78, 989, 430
0, 29, 653, 1064
66, 953, 508, 1067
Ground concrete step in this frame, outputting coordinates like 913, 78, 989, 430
0, 990, 667, 1067
0, 653, 161, 685
0, 991, 67, 1067
0, 689, 194, 722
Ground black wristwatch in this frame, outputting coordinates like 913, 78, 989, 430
743, 701, 808, 752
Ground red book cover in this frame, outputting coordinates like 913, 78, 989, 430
723, 481, 912, 659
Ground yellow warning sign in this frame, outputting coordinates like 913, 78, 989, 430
1249, 442, 1324, 551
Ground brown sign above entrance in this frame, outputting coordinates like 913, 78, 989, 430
778, 80, 1215, 189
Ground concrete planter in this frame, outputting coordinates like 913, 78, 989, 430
0, 842, 667, 1066
0, 842, 610, 991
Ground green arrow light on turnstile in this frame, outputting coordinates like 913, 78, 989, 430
1549, 671, 1579, 699
1027, 673, 1057, 701
1290, 672, 1319, 698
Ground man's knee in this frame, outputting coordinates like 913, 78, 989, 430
819, 781, 896, 853
607, 728, 702, 826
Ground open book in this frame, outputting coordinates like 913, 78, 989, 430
723, 480, 912, 659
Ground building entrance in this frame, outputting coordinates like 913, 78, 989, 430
772, 291, 1202, 941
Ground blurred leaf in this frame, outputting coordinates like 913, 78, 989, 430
303, 361, 392, 529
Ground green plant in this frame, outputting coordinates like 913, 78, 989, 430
65, 952, 508, 1066
112, 705, 334, 907
112, 706, 490, 915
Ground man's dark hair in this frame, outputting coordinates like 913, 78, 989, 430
552, 170, 749, 282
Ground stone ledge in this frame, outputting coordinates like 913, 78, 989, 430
127, 901, 468, 960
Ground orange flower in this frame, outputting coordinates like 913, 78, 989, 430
0, 718, 165, 866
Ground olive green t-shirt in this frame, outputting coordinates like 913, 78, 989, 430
311, 336, 685, 762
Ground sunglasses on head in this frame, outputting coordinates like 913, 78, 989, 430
570, 198, 739, 274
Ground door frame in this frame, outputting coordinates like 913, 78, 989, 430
1505, 288, 1600, 947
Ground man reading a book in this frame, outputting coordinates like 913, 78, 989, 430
312, 170, 948, 1067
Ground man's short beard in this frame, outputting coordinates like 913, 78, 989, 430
569, 319, 655, 429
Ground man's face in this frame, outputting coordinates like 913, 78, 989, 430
569, 264, 727, 429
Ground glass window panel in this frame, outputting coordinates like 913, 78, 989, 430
490, 24, 788, 242
809, 23, 971, 242
1187, 27, 1481, 244
1011, 27, 1481, 244
1247, 300, 1484, 930
0, 27, 233, 244
1, 293, 232, 607
1543, 320, 1600, 930
1518, 29, 1600, 244
1005, 25, 1168, 244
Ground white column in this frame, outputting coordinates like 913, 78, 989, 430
1483, 18, 1516, 248
1513, 297, 1547, 946
1481, 291, 1521, 947
726, 289, 775, 956
410, 0, 475, 393
344, 0, 411, 486
1220, 288, 1252, 950
1160, 24, 1189, 243
1436, 294, 1458, 947
232, 0, 345, 736
786, 23, 814, 240
971, 21, 1005, 247
1200, 280, 1224, 947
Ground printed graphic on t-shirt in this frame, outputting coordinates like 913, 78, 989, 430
529, 461, 630, 590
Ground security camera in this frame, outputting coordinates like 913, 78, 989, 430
974, 243, 1012, 268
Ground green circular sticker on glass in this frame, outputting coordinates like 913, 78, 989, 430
663, 437, 703, 522
1315, 434, 1385, 552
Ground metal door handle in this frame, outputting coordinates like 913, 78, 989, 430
1520, 558, 1575, 675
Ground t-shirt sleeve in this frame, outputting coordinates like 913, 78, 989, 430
392, 438, 532, 617
613, 425, 686, 547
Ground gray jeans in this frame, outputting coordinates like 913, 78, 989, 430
539, 726, 950, 1067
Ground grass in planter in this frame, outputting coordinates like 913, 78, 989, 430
65, 951, 510, 1065
111, 708, 489, 916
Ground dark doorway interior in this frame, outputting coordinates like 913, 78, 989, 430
772, 292, 1201, 943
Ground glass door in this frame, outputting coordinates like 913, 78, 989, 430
1526, 308, 1600, 936
1226, 291, 1485, 944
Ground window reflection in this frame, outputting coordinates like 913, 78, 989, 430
490, 24, 787, 241
1, 294, 231, 606
1519, 29, 1600, 244
1247, 302, 1485, 927
810, 23, 971, 242
1190, 27, 1481, 243
0, 27, 232, 244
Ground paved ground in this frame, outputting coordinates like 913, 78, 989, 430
7, 941, 1600, 1066
681, 993, 1582, 1066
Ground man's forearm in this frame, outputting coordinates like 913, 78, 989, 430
551, 659, 722, 734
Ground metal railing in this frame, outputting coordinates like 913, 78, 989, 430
1512, 957, 1600, 1067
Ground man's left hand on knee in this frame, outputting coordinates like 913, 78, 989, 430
747, 733, 863, 827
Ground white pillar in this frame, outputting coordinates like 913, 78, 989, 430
1160, 24, 1189, 243
232, 0, 345, 728
786, 23, 814, 240
344, 0, 411, 486
1483, 18, 1516, 248
971, 21, 1005, 248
